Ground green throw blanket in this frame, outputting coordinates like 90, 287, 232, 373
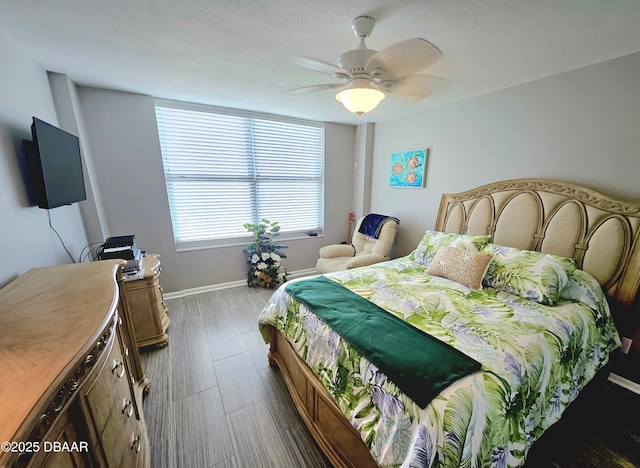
285, 276, 482, 408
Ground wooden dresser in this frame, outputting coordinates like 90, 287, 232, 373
0, 261, 150, 467
121, 254, 170, 349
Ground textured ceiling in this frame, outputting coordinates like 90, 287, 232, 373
1, 0, 640, 125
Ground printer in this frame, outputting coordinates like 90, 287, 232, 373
98, 235, 142, 273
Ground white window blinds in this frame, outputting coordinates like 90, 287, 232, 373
155, 103, 324, 248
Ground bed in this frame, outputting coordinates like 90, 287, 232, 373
258, 178, 640, 467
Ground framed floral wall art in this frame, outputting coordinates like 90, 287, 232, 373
389, 148, 428, 188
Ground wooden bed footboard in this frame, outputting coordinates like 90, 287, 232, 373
266, 325, 377, 468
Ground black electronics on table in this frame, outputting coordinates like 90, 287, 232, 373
98, 235, 142, 274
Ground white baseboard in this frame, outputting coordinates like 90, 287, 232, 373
164, 267, 317, 299
287, 268, 317, 280
608, 372, 640, 395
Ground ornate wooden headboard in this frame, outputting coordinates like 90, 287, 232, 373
435, 179, 640, 310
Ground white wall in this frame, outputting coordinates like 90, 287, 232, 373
370, 51, 640, 258
0, 32, 88, 286
48, 72, 109, 245
76, 86, 355, 292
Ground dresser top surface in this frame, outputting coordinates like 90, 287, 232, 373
0, 260, 123, 443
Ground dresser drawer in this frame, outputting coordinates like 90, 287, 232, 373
82, 330, 135, 438
99, 397, 144, 468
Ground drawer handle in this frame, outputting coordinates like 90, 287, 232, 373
122, 398, 133, 417
131, 433, 141, 453
112, 359, 125, 378
124, 345, 129, 357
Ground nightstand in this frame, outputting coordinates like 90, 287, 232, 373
122, 253, 170, 349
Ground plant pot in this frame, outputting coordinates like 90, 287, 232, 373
256, 271, 276, 288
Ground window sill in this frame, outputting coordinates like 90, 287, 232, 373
175, 231, 324, 252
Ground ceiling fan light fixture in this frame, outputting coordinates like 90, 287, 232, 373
288, 15, 449, 115
335, 87, 385, 115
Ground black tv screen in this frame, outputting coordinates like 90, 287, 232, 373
27, 117, 86, 209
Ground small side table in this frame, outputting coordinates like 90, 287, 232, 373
122, 253, 170, 349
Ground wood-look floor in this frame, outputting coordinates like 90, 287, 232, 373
139, 286, 330, 468
140, 286, 640, 468
524, 378, 640, 468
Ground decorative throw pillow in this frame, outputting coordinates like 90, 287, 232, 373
428, 245, 493, 290
482, 244, 576, 305
411, 230, 491, 267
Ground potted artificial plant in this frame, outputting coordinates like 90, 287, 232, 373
243, 219, 289, 288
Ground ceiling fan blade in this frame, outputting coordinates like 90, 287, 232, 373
423, 52, 460, 80
294, 57, 351, 79
378, 74, 450, 99
394, 74, 450, 88
384, 84, 432, 99
366, 38, 443, 79
283, 83, 345, 95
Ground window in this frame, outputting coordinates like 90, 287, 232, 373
155, 101, 324, 250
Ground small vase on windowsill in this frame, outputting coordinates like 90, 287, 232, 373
243, 219, 289, 288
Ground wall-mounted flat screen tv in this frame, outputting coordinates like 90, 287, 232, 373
24, 117, 86, 209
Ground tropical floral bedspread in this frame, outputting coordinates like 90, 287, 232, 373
258, 257, 621, 467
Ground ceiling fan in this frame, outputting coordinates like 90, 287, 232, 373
285, 15, 454, 115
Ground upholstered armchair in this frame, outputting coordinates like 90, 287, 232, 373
316, 214, 399, 273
